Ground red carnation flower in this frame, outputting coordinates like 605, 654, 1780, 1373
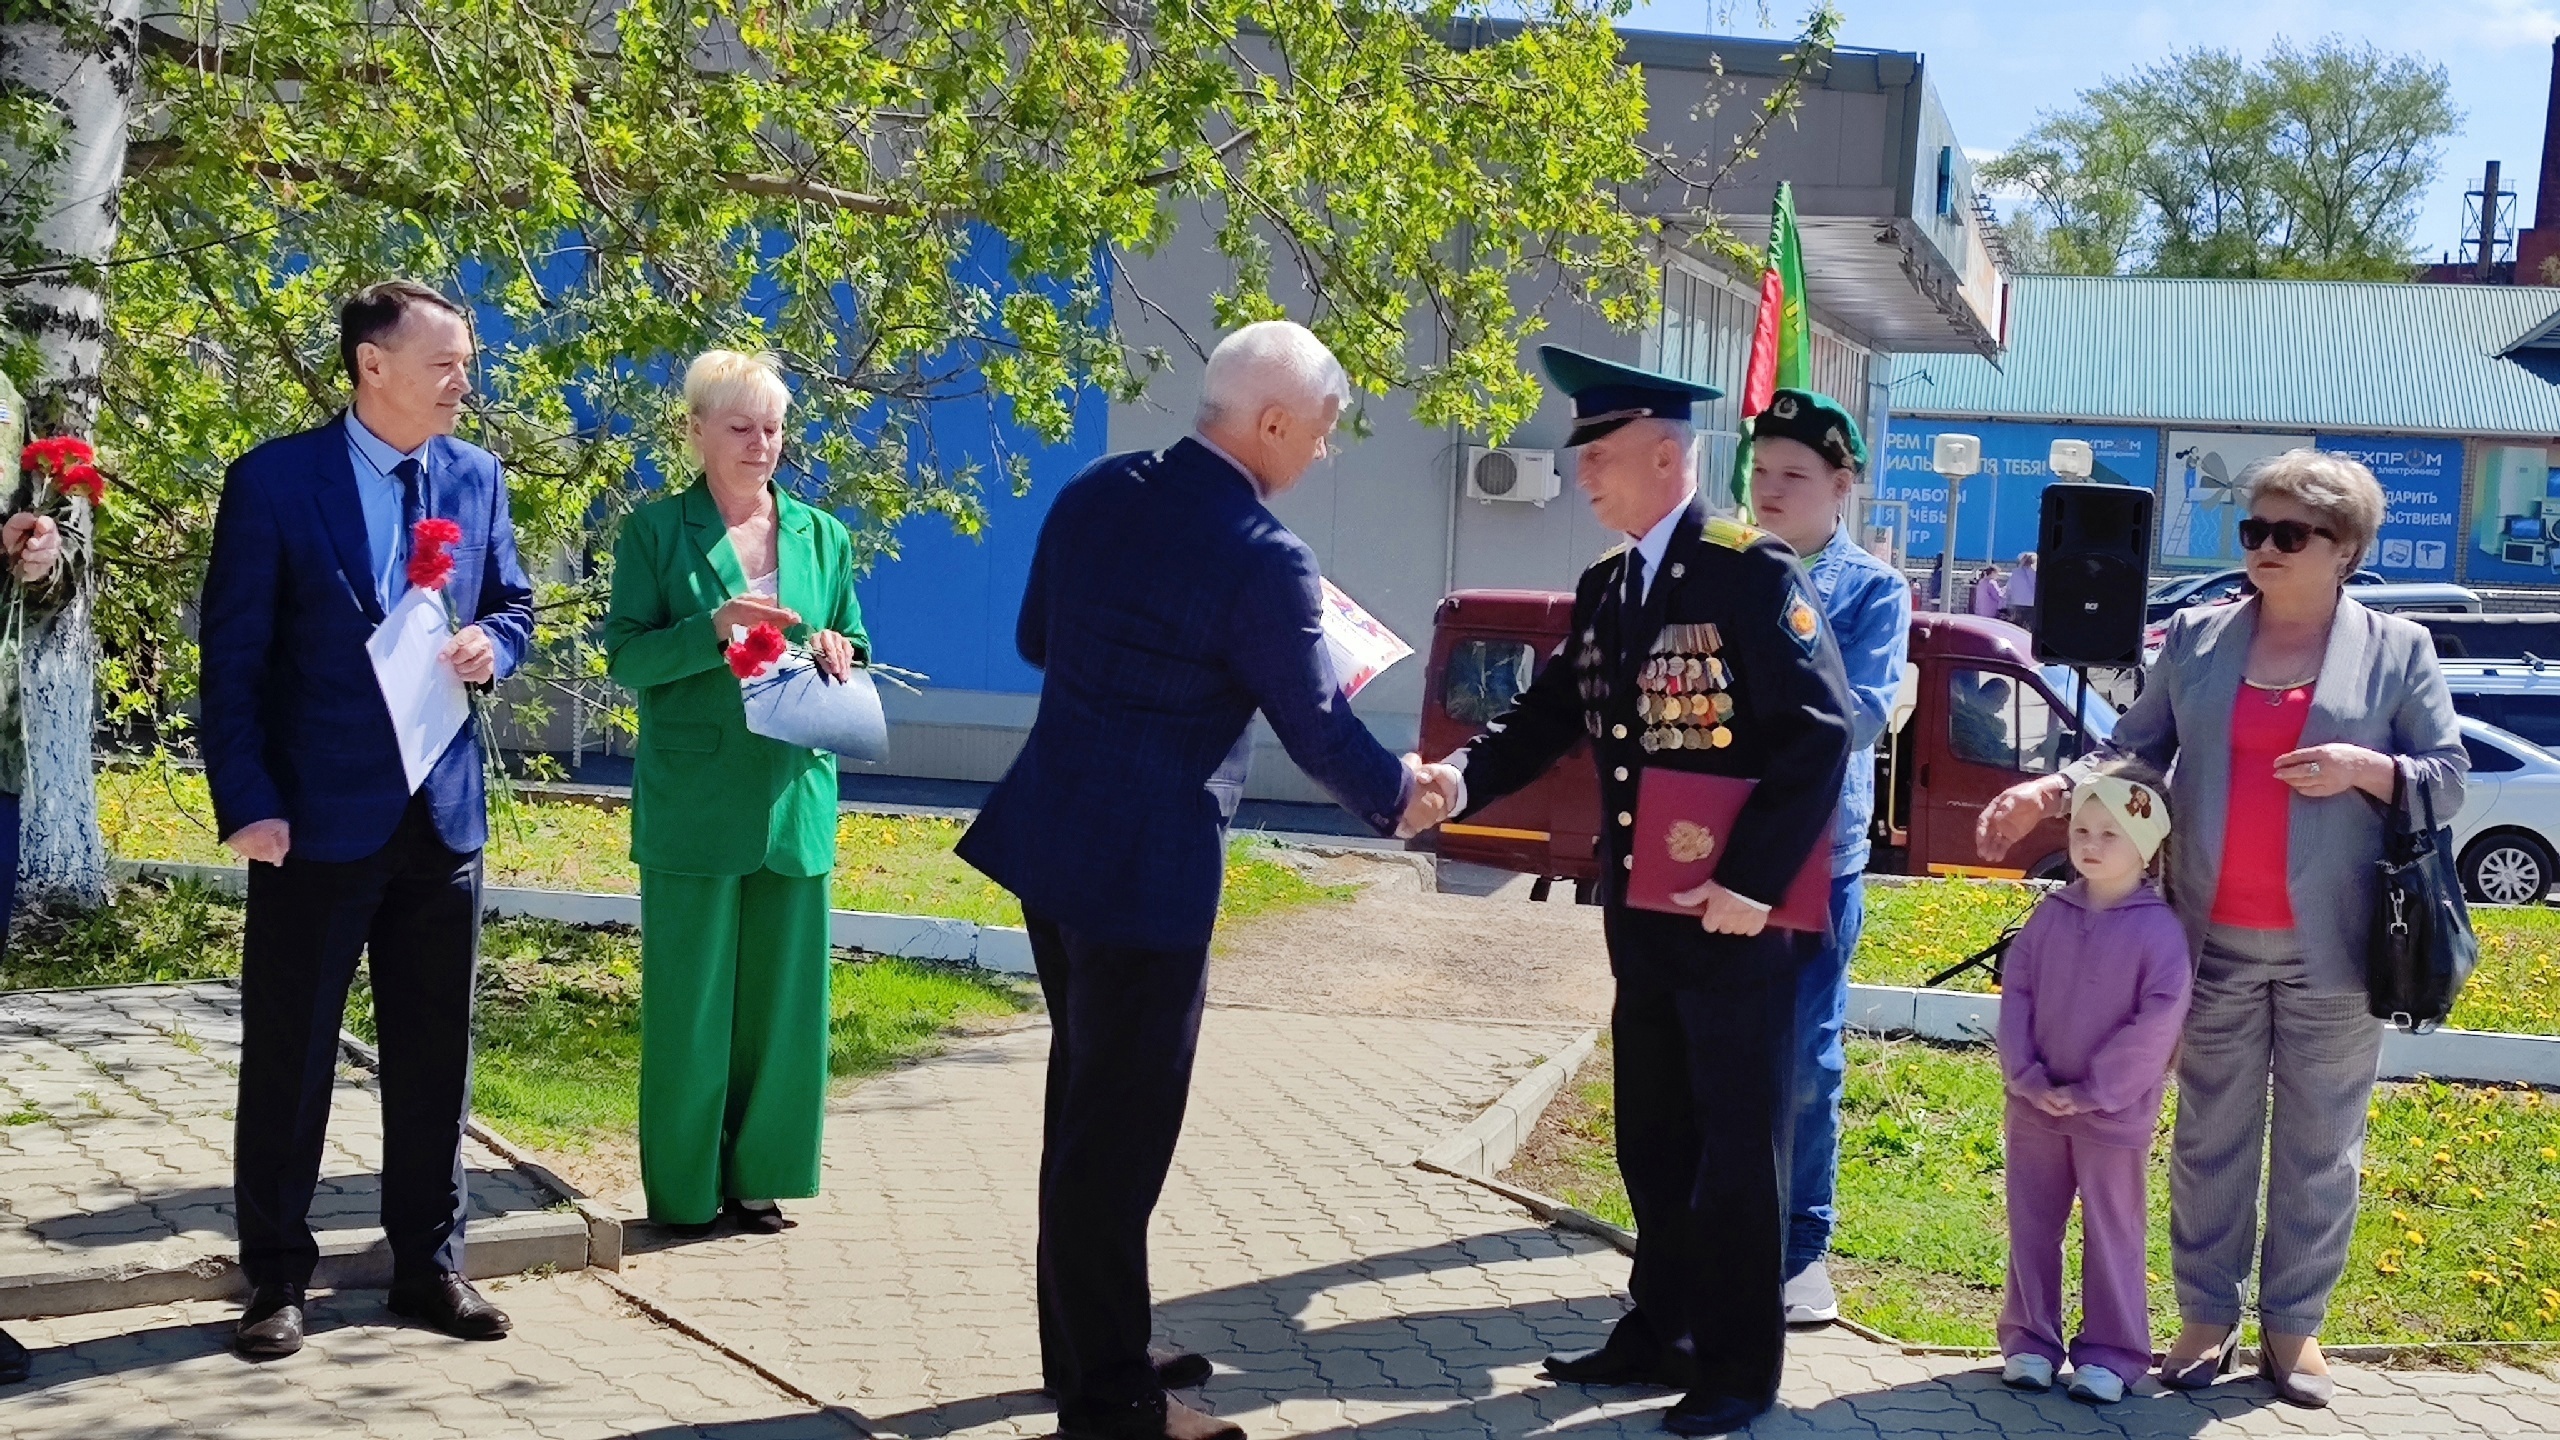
726, 622, 787, 679
20, 435, 94, 480
407, 516, 463, 591
59, 463, 105, 507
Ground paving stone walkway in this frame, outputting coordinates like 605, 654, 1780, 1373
0, 996, 2554, 1437
0, 985, 553, 1305
607, 1009, 2560, 1440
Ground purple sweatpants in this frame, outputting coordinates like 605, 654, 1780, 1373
2000, 1116, 2154, 1379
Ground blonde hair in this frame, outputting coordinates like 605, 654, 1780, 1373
2239, 448, 2386, 573
683, 349, 791, 423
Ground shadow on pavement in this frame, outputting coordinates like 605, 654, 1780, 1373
0, 1306, 358, 1396
861, 1232, 2277, 1440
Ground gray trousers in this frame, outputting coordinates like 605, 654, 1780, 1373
2170, 924, 2384, 1335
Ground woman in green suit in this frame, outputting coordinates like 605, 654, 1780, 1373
605, 350, 867, 1233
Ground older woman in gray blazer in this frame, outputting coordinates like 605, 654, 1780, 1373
1977, 449, 2462, 1408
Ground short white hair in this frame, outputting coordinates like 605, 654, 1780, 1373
684, 349, 791, 420
1195, 320, 1352, 428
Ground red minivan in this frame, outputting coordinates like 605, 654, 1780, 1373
1419, 593, 2107, 889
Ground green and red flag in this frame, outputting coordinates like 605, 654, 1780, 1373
1730, 181, 1812, 507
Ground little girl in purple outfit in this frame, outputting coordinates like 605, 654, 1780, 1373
1996, 761, 2193, 1404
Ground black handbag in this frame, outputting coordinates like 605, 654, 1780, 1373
2366, 758, 2477, 1032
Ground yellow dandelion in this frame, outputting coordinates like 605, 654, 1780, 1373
2408, 1230, 2428, 1247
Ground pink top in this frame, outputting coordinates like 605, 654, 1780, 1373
2210, 683, 2312, 929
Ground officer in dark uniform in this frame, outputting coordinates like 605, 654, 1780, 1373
1440, 346, 1852, 1435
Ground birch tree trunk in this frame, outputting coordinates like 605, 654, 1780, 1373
0, 0, 140, 908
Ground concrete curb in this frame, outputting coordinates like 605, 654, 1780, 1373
1412, 1029, 1599, 1179
334, 1031, 626, 1276
1845, 981, 2560, 1087
0, 1210, 591, 1322
110, 859, 1039, 976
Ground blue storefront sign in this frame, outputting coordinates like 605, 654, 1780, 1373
2312, 435, 2460, 582
1876, 419, 2159, 562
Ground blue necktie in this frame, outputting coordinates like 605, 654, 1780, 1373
391, 457, 425, 608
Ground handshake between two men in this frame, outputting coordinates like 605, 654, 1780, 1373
1394, 754, 1464, 839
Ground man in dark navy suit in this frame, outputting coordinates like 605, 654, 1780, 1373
959, 320, 1456, 1440
200, 281, 536, 1359
1432, 348, 1852, 1436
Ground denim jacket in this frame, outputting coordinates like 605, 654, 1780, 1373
1805, 524, 1911, 875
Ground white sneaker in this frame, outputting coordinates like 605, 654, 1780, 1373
2001, 1354, 2054, 1391
2067, 1364, 2127, 1404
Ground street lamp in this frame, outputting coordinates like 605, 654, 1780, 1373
1931, 433, 1981, 614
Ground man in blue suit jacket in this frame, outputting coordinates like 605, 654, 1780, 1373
959, 321, 1454, 1440
199, 281, 535, 1359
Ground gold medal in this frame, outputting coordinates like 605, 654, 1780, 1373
1710, 725, 1733, 748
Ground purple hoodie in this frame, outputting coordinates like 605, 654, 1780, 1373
1997, 878, 2195, 1148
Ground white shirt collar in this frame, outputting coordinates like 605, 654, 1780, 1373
1190, 432, 1268, 498
1626, 487, 1697, 600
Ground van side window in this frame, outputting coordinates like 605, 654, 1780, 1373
1948, 668, 2075, 774
1444, 639, 1542, 726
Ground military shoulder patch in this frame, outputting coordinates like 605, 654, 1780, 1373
1783, 584, 1823, 655
1701, 516, 1765, 551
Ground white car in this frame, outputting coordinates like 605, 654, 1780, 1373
2453, 718, 2560, 906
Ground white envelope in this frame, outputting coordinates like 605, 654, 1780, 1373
367, 587, 471, 793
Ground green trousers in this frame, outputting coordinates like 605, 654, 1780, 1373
638, 866, 832, 1224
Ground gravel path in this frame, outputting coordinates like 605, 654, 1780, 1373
1210, 850, 1613, 1023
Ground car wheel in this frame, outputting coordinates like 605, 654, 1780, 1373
2461, 830, 2556, 906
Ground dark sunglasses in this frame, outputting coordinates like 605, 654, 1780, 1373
2237, 517, 2335, 553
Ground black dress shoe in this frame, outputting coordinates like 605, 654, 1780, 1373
1153, 1348, 1214, 1391
1661, 1391, 1772, 1437
1542, 1343, 1695, 1390
1042, 1348, 1217, 1398
234, 1283, 306, 1359
1057, 1394, 1243, 1440
386, 1274, 512, 1340
724, 1199, 790, 1234
0, 1324, 29, 1384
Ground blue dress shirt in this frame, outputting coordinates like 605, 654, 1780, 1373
344, 410, 426, 612
1805, 522, 1912, 875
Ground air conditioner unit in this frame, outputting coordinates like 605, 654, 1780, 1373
1465, 445, 1561, 505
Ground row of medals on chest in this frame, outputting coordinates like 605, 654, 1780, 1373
1637, 622, 1734, 752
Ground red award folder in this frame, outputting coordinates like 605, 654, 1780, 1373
1624, 769, 1834, 933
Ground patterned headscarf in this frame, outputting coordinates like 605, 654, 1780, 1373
2073, 773, 2171, 862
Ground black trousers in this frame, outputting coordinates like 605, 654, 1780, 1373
1026, 912, 1211, 1413
1603, 906, 1806, 1408
235, 795, 482, 1291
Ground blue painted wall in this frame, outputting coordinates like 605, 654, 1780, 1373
853, 386, 1111, 693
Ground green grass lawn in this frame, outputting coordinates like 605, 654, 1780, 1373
98, 763, 1354, 930
1, 878, 1033, 1157
1510, 1035, 2560, 1347
1853, 877, 2560, 1037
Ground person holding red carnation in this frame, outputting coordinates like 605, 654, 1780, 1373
604, 349, 866, 1235
198, 280, 536, 1360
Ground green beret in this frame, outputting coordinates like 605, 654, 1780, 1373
1753, 389, 1865, 471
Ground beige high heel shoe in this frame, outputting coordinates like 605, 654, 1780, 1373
2156, 1324, 2239, 1391
2257, 1333, 2335, 1409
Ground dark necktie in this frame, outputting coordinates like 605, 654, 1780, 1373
1619, 548, 1646, 662
394, 457, 426, 531
391, 457, 425, 608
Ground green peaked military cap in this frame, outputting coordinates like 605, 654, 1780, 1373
1753, 387, 1867, 470
1537, 344, 1723, 448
